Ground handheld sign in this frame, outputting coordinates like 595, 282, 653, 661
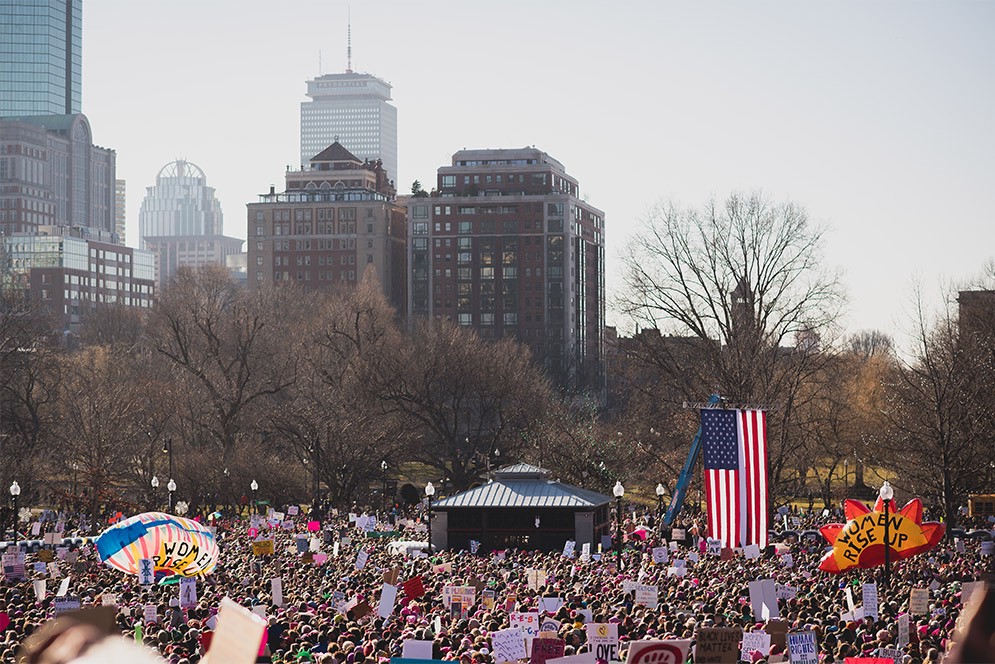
787, 631, 818, 664
626, 640, 690, 664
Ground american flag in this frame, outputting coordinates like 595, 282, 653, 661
701, 409, 769, 548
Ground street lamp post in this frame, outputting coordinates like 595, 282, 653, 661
381, 460, 388, 515
151, 476, 159, 510
613, 481, 625, 571
655, 483, 666, 538
250, 479, 258, 516
9, 481, 20, 544
167, 478, 176, 513
425, 482, 435, 554
880, 481, 894, 593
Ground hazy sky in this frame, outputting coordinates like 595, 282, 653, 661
81, 1, 995, 344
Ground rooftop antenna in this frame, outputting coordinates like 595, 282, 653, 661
346, 7, 352, 73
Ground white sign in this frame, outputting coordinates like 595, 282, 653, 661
138, 558, 155, 586
102, 593, 118, 607
898, 613, 910, 647
743, 543, 761, 559
775, 584, 797, 600
402, 640, 434, 659
981, 541, 994, 556
56, 576, 70, 597
748, 579, 779, 620
786, 630, 818, 664
33, 579, 46, 602
378, 583, 398, 618
210, 597, 268, 664
862, 583, 879, 621
539, 617, 562, 634
961, 580, 985, 607
878, 647, 903, 663
271, 577, 284, 607
652, 547, 669, 564
781, 553, 794, 569
741, 631, 771, 662
707, 539, 722, 556
634, 584, 659, 609
177, 577, 196, 608
562, 541, 575, 558
355, 549, 369, 570
538, 596, 564, 614
288, 506, 299, 516
547, 654, 597, 664
510, 612, 541, 644
585, 623, 619, 663
143, 604, 158, 624
671, 528, 685, 540
53, 596, 80, 616
443, 585, 476, 609
491, 626, 528, 663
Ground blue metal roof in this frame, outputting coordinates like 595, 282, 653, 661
433, 477, 611, 509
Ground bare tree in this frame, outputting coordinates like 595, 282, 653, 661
617, 192, 846, 500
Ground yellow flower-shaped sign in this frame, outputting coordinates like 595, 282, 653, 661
818, 497, 945, 574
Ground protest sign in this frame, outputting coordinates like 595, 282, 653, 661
775, 584, 797, 600
765, 621, 790, 652
402, 576, 426, 599
741, 631, 771, 662
787, 631, 818, 664
492, 627, 528, 663
530, 637, 566, 664
743, 544, 761, 560
207, 597, 268, 664
538, 617, 561, 634
355, 549, 369, 570
143, 604, 157, 624
634, 584, 659, 609
877, 647, 903, 662
379, 583, 398, 618
402, 640, 435, 659
547, 653, 597, 664
511, 612, 541, 645
981, 541, 994, 556
897, 614, 910, 648
749, 580, 779, 620
270, 577, 283, 607
527, 568, 547, 591
33, 580, 46, 602
53, 596, 81, 616
56, 576, 70, 597
672, 528, 685, 540
251, 540, 275, 556
626, 641, 691, 664
179, 577, 198, 609
652, 547, 669, 564
707, 540, 722, 556
288, 505, 299, 516
538, 597, 564, 614
695, 627, 742, 663
442, 585, 475, 609
102, 593, 118, 607
862, 583, 879, 621
782, 553, 794, 569
585, 623, 619, 663
562, 541, 575, 558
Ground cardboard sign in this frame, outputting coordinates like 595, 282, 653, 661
585, 623, 619, 664
492, 627, 528, 663
741, 631, 771, 662
207, 597, 268, 664
251, 539, 275, 556
626, 641, 691, 664
787, 631, 818, 664
695, 627, 742, 664
37, 549, 54, 562
402, 576, 426, 599
765, 620, 790, 652
530, 637, 566, 664
526, 568, 547, 591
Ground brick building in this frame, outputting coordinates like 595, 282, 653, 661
404, 148, 605, 391
247, 142, 407, 311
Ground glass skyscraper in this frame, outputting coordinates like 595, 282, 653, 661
300, 71, 398, 187
0, 0, 82, 117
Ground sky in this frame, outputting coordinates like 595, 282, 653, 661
81, 1, 995, 347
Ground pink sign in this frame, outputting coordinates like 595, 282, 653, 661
248, 527, 258, 538
313, 553, 328, 565
0, 611, 9, 631
307, 521, 320, 532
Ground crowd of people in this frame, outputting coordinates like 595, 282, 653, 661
0, 504, 992, 664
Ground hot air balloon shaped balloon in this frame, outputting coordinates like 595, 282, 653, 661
818, 497, 944, 574
96, 511, 219, 577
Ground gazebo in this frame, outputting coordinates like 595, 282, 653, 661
430, 464, 612, 552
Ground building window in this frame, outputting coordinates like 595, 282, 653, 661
412, 206, 428, 219
441, 175, 456, 188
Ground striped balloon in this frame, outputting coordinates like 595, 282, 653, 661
96, 511, 219, 577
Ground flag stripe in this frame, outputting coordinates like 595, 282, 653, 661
702, 408, 769, 549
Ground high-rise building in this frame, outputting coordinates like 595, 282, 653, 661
114, 179, 126, 244
248, 141, 407, 311
138, 159, 243, 288
1, 0, 82, 117
0, 113, 116, 238
300, 71, 398, 187
404, 148, 606, 391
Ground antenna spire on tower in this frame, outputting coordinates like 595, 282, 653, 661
346, 7, 353, 73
